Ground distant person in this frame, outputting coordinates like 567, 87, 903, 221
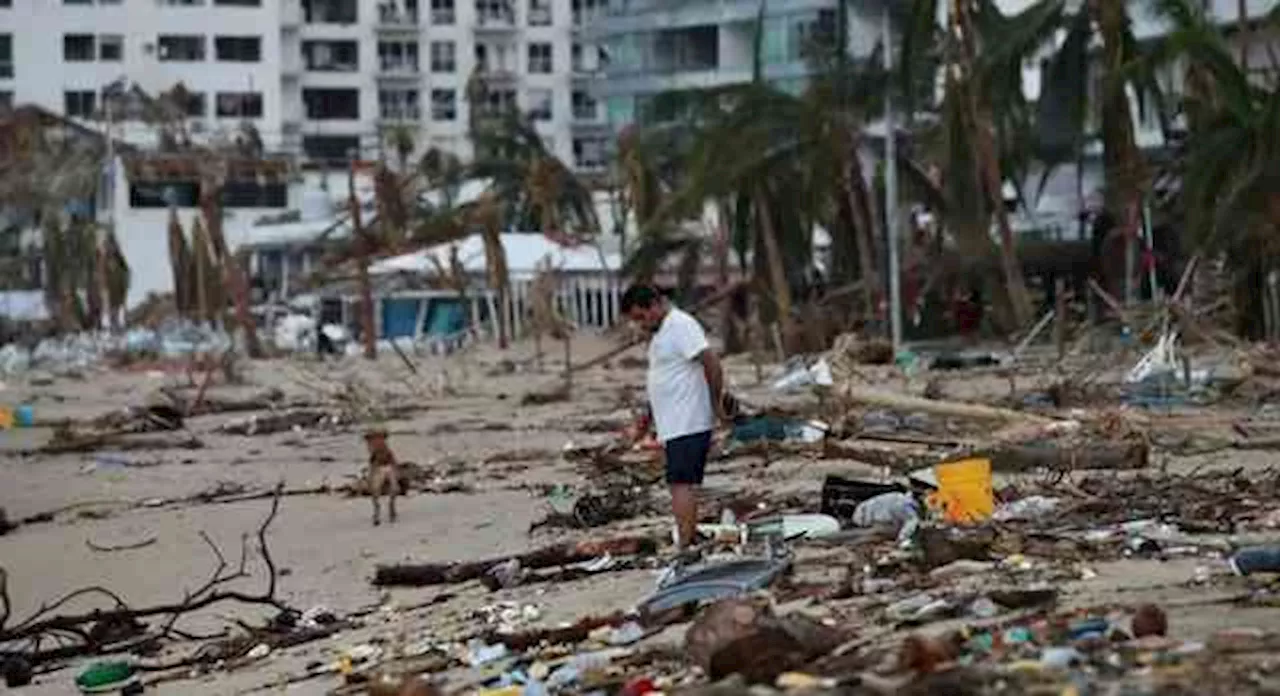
622, 285, 727, 557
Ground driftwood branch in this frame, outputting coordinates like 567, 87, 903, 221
0, 483, 291, 666
85, 536, 158, 553
373, 536, 659, 588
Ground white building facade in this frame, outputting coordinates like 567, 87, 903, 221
0, 0, 610, 171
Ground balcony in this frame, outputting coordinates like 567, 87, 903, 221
377, 4, 420, 31
378, 107, 422, 123
572, 103, 601, 123
528, 6, 552, 25
475, 64, 518, 83
474, 3, 516, 32
377, 60, 422, 81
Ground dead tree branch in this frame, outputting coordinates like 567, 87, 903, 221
0, 483, 291, 666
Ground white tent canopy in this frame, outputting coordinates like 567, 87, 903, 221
371, 232, 620, 280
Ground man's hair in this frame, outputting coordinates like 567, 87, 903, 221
620, 284, 663, 313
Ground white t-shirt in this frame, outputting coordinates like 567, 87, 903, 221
646, 307, 715, 442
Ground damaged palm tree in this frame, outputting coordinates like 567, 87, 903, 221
472, 191, 512, 349
101, 229, 129, 330
188, 215, 224, 325
530, 260, 574, 386
166, 208, 194, 318
198, 163, 264, 357
0, 108, 119, 332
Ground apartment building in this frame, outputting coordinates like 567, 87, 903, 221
590, 0, 882, 129
0, 0, 611, 171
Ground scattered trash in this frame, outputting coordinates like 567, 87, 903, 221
929, 458, 994, 523
729, 416, 828, 446
1229, 546, 1280, 575
75, 660, 138, 693
771, 358, 835, 392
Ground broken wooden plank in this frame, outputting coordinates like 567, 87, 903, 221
371, 536, 660, 587
821, 439, 1148, 473
839, 385, 1054, 426
983, 441, 1149, 472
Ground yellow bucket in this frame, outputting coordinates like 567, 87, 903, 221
929, 457, 994, 523
0, 407, 12, 430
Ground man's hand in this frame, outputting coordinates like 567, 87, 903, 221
714, 396, 730, 424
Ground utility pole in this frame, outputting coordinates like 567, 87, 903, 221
883, 5, 902, 353
349, 150, 378, 360
98, 99, 115, 331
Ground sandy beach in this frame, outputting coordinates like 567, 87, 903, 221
4, 334, 1280, 694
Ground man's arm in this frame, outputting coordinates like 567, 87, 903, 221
700, 349, 726, 420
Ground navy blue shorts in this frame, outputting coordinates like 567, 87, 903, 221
664, 430, 713, 485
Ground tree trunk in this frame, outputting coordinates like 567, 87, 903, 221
715, 200, 741, 353
1093, 0, 1148, 311
754, 185, 796, 347
495, 281, 510, 350
845, 149, 881, 316
1238, 0, 1250, 71
348, 166, 378, 360
195, 179, 261, 355
201, 184, 263, 357
952, 0, 1033, 328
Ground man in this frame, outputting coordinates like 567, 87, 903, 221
622, 285, 726, 553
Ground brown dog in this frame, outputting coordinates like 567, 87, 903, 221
364, 429, 402, 526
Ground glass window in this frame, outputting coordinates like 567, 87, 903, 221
527, 88, 552, 120
99, 34, 123, 61
430, 89, 456, 121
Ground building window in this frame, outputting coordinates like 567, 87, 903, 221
528, 0, 551, 25
222, 181, 287, 208
303, 0, 358, 23
64, 90, 97, 118
480, 88, 515, 118
527, 88, 551, 120
379, 89, 420, 120
0, 92, 13, 111
378, 41, 419, 72
572, 0, 605, 27
184, 92, 207, 117
303, 40, 358, 71
0, 35, 10, 78
303, 135, 361, 162
431, 0, 454, 24
573, 136, 606, 169
129, 182, 200, 209
303, 88, 359, 120
430, 89, 456, 121
64, 34, 96, 62
378, 1, 418, 23
158, 35, 205, 61
0, 0, 11, 6
476, 0, 513, 25
527, 42, 552, 74
571, 89, 597, 120
216, 91, 263, 117
430, 40, 455, 72
215, 36, 261, 62
99, 34, 123, 61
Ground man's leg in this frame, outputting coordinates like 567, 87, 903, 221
670, 483, 698, 550
664, 431, 713, 550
